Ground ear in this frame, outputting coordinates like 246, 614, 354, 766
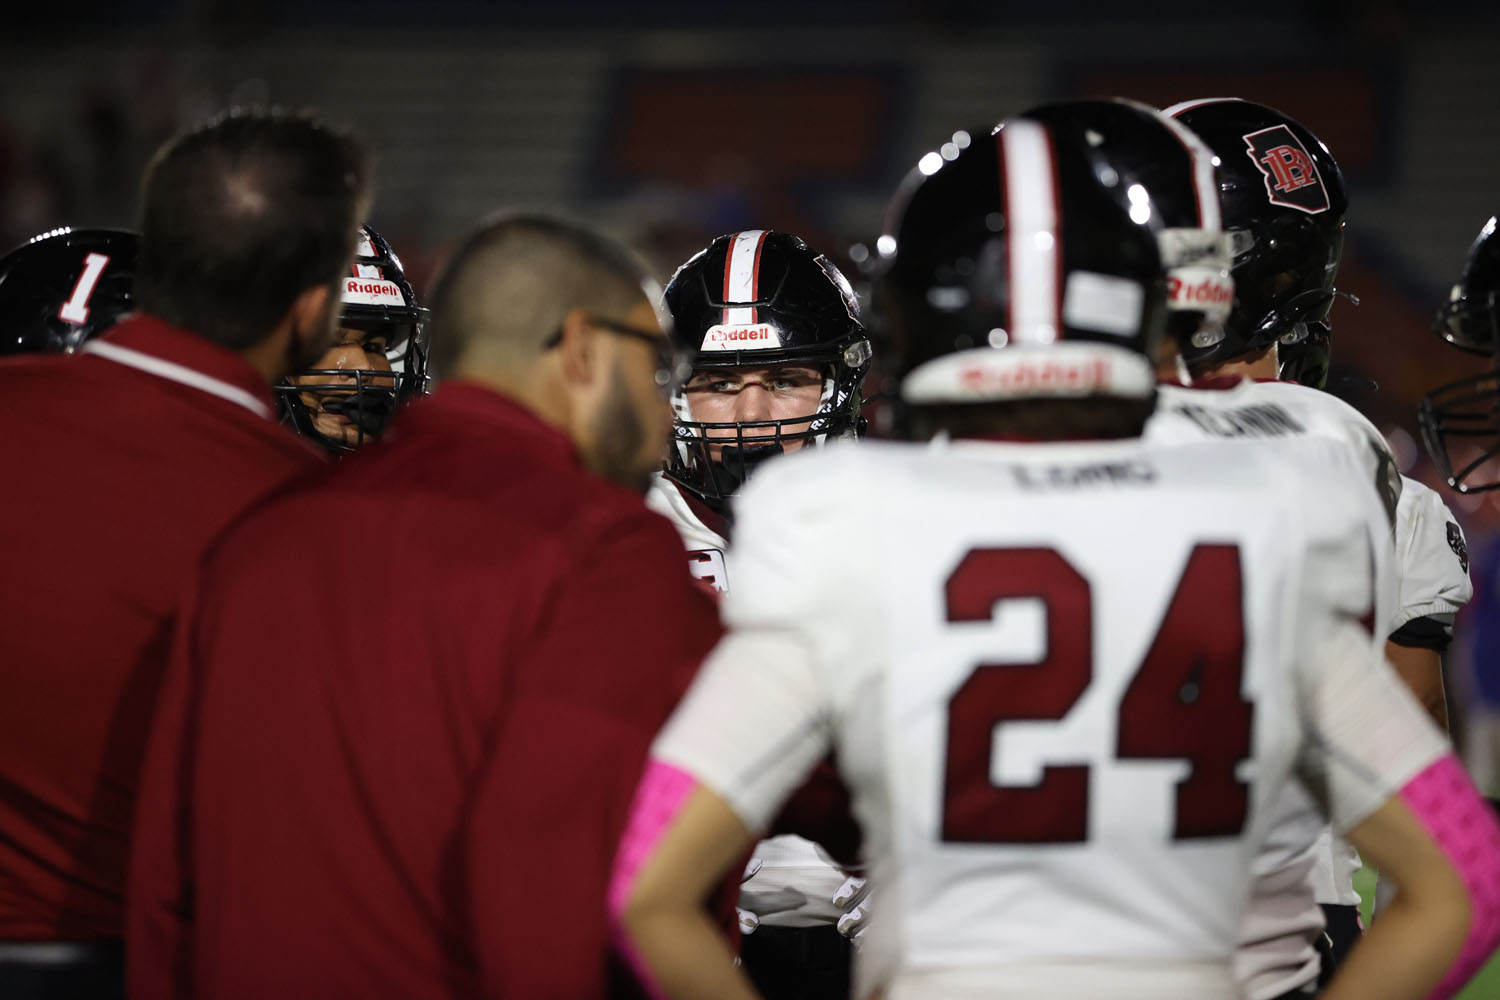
554, 306, 597, 386
288, 284, 338, 361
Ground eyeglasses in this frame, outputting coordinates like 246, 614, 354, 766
543, 315, 693, 395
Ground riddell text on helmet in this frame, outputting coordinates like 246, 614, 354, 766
701, 323, 783, 351
343, 277, 406, 307
958, 357, 1112, 393
1167, 273, 1235, 308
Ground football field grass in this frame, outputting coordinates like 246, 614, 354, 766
1355, 865, 1500, 998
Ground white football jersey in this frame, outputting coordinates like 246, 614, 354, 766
1145, 379, 1470, 995
651, 435, 1446, 1000
1151, 383, 1470, 641
645, 471, 849, 928
1148, 379, 1401, 544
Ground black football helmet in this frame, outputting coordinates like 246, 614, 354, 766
663, 230, 872, 510
872, 116, 1167, 414
1166, 98, 1350, 375
0, 227, 137, 356
1017, 99, 1234, 365
276, 225, 430, 453
1420, 216, 1500, 492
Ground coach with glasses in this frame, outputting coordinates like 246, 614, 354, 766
127, 213, 721, 999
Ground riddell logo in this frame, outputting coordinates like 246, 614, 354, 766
958, 358, 1111, 392
701, 323, 782, 350
1242, 125, 1330, 215
1167, 274, 1234, 307
342, 277, 406, 306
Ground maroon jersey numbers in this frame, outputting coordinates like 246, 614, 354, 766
941, 544, 1253, 844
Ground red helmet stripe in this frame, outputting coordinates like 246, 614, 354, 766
721, 230, 768, 326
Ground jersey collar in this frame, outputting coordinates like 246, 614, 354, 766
85, 313, 277, 419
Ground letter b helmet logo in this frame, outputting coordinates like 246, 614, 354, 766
1242, 125, 1330, 215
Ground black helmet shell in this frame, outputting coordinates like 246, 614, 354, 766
0, 227, 138, 356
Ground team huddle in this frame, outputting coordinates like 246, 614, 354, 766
0, 96, 1497, 1000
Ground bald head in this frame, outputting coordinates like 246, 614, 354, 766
428, 214, 656, 378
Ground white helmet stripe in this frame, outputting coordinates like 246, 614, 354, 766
1156, 111, 1223, 231
721, 229, 768, 326
1162, 96, 1240, 118
999, 120, 1062, 345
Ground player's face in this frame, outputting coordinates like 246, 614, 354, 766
290, 324, 397, 448
683, 364, 825, 458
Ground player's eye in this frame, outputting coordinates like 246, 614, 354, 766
686, 375, 738, 393
770, 371, 822, 390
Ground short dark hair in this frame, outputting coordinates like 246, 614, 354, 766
427, 212, 654, 377
134, 108, 372, 351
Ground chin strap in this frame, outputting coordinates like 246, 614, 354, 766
321, 386, 398, 436
703, 443, 784, 509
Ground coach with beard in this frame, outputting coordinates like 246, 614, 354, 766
127, 214, 723, 999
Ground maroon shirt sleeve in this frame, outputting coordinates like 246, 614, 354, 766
466, 507, 721, 1000
126, 576, 206, 1000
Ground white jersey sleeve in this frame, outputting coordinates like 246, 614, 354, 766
652, 631, 830, 832
1389, 476, 1473, 646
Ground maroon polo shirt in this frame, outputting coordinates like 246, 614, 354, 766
127, 382, 722, 1000
0, 315, 321, 941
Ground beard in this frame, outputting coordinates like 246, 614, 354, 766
587, 365, 658, 494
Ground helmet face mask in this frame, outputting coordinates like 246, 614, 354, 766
1276, 320, 1333, 388
1421, 217, 1500, 492
276, 226, 429, 454
663, 231, 871, 510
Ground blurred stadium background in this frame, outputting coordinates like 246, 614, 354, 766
3, 2, 1498, 985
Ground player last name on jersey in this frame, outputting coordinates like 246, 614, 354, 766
1169, 400, 1307, 438
1010, 459, 1157, 489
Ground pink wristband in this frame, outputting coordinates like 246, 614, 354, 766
608, 759, 698, 1000
1399, 753, 1500, 999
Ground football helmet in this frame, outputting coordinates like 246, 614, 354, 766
873, 116, 1167, 411
1166, 98, 1350, 374
663, 230, 872, 510
1420, 216, 1500, 492
0, 227, 137, 355
276, 225, 430, 453
1018, 98, 1234, 359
